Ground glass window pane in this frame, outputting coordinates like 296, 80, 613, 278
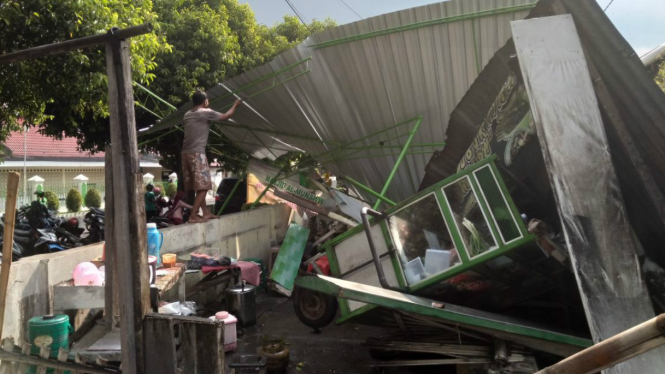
388, 194, 461, 285
443, 177, 497, 258
474, 167, 521, 243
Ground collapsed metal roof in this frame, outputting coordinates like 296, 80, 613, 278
152, 0, 537, 202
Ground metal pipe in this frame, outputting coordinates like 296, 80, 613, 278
361, 207, 401, 291
0, 24, 153, 65
217, 171, 246, 216
340, 175, 397, 206
373, 116, 423, 210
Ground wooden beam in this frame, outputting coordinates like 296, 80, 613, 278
0, 172, 19, 339
104, 147, 118, 331
511, 14, 665, 373
0, 24, 152, 65
536, 314, 665, 374
106, 35, 149, 373
144, 316, 177, 374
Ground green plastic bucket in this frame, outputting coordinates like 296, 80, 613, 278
27, 314, 71, 374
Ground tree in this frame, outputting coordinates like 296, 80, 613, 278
44, 190, 59, 211
137, 1, 336, 177
66, 188, 82, 212
85, 188, 102, 208
656, 61, 665, 92
0, 0, 335, 175
0, 0, 170, 152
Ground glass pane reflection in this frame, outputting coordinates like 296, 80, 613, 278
388, 194, 461, 285
443, 177, 497, 258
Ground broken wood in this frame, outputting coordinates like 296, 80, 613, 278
0, 172, 20, 339
535, 314, 665, 374
106, 35, 149, 373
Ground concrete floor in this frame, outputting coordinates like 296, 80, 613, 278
224, 293, 458, 374
225, 293, 383, 374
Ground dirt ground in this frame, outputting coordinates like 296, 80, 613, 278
224, 292, 457, 374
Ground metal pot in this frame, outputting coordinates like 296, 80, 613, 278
225, 283, 257, 327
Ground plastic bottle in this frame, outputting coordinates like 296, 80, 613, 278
146, 223, 164, 267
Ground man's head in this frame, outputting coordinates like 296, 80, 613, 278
146, 183, 154, 192
192, 90, 208, 108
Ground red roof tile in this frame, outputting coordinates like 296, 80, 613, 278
4, 130, 104, 159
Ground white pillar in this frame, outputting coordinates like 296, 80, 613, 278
73, 174, 89, 195
143, 173, 154, 185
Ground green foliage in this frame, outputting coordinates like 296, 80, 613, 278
139, 1, 337, 174
0, 0, 170, 152
0, 0, 336, 174
165, 182, 178, 199
84, 188, 102, 208
44, 191, 59, 211
657, 61, 665, 92
66, 188, 82, 212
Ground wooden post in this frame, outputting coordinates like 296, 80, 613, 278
0, 172, 20, 339
104, 147, 118, 331
512, 15, 665, 373
106, 34, 149, 373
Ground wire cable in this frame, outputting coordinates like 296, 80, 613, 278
285, 0, 311, 29
604, 0, 616, 12
339, 0, 363, 20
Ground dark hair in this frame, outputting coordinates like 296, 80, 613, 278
192, 90, 207, 106
146, 183, 154, 191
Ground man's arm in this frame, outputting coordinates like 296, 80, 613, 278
219, 99, 243, 121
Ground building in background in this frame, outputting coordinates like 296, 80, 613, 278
0, 130, 162, 205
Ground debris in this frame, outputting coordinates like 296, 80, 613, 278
296, 361, 306, 372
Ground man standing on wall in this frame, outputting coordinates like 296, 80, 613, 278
182, 90, 242, 223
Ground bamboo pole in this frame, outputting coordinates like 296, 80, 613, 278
535, 314, 665, 374
0, 172, 20, 339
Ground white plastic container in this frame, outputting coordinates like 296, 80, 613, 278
404, 257, 426, 285
209, 311, 238, 352
425, 249, 452, 275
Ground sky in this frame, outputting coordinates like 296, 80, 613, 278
239, 0, 665, 57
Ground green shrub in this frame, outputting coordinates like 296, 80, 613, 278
165, 182, 177, 199
66, 188, 82, 212
85, 188, 102, 209
44, 191, 59, 211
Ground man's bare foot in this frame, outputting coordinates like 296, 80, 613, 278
203, 213, 219, 220
187, 215, 208, 224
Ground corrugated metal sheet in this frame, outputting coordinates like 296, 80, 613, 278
153, 0, 536, 202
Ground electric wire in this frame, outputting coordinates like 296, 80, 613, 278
285, 0, 311, 30
604, 0, 616, 12
339, 0, 364, 20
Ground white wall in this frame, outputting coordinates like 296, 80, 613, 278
1, 203, 292, 342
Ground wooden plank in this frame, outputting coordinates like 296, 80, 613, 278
535, 314, 665, 374
0, 172, 19, 339
0, 338, 15, 374
54, 348, 69, 374
180, 320, 224, 374
511, 15, 665, 373
143, 316, 177, 374
0, 24, 151, 65
0, 350, 113, 374
52, 286, 105, 311
106, 36, 149, 374
104, 146, 118, 331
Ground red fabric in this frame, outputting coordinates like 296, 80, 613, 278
307, 256, 330, 276
201, 260, 261, 286
5, 130, 104, 159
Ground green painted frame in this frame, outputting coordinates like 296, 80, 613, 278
324, 155, 536, 322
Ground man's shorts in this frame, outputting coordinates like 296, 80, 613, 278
182, 153, 213, 192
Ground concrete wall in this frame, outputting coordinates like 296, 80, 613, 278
2, 243, 104, 342
160, 203, 292, 264
1, 203, 292, 342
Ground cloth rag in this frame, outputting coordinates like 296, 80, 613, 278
201, 260, 261, 286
